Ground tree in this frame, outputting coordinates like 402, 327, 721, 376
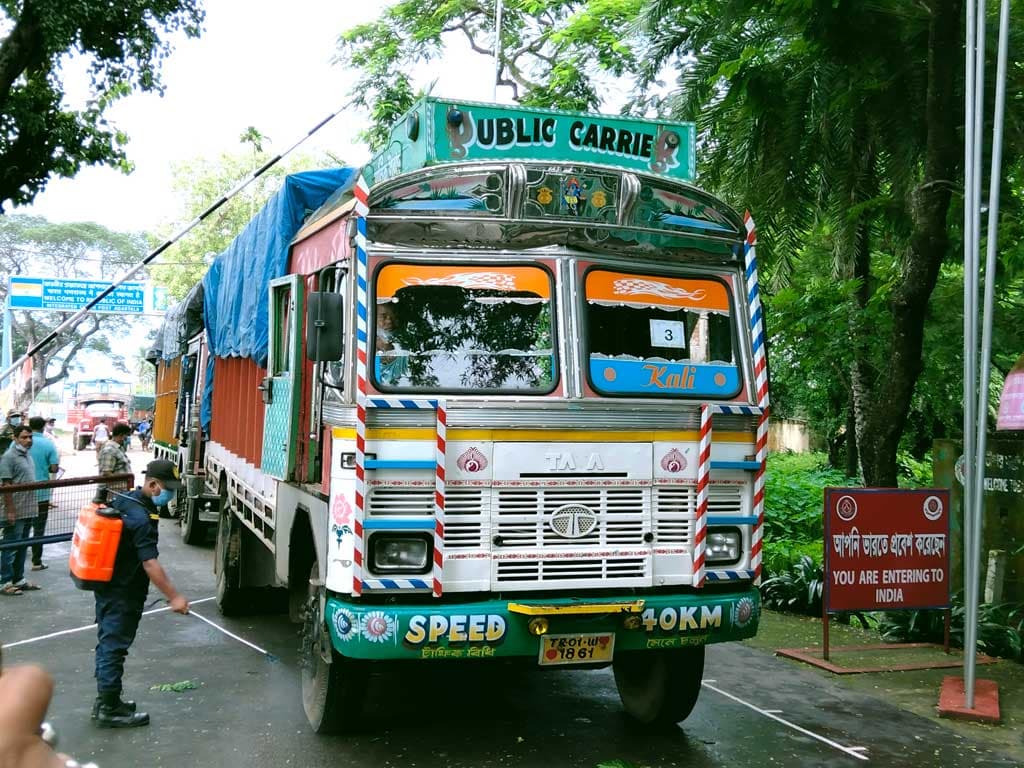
0, 215, 148, 410
151, 149, 340, 300
0, 0, 204, 211
335, 0, 642, 149
637, 0, 991, 486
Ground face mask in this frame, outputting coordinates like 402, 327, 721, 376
152, 488, 175, 507
10, 417, 21, 426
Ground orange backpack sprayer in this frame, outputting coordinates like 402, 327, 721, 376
69, 487, 123, 590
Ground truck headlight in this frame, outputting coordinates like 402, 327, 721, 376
706, 528, 741, 565
369, 534, 431, 574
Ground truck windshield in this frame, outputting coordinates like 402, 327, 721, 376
373, 264, 556, 393
584, 269, 741, 398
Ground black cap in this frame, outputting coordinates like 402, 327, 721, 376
145, 459, 184, 490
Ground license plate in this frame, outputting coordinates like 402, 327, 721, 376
538, 632, 615, 666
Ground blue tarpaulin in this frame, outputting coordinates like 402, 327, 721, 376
200, 167, 357, 431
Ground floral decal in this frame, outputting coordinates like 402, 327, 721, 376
660, 448, 687, 473
457, 447, 488, 473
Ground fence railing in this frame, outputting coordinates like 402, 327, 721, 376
0, 473, 135, 550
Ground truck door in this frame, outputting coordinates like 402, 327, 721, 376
261, 275, 304, 480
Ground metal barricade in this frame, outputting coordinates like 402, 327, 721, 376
0, 473, 135, 550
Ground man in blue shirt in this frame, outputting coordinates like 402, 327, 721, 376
27, 416, 59, 571
92, 459, 190, 728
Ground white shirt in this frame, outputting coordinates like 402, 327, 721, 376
93, 423, 109, 442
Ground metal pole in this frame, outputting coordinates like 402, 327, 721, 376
963, 0, 988, 709
0, 103, 349, 386
966, 0, 1010, 710
961, 0, 978, 703
493, 0, 504, 101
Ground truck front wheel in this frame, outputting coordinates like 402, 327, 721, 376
301, 562, 368, 734
613, 646, 705, 725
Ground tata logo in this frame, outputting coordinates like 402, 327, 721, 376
544, 452, 605, 471
549, 504, 599, 539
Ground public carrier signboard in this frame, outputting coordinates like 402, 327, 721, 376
824, 488, 951, 612
367, 97, 697, 185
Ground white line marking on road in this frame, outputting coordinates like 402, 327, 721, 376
763, 709, 784, 714
1, 596, 217, 650
189, 610, 274, 658
703, 682, 869, 762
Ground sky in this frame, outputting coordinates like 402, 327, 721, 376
20, 0, 499, 233
8, 0, 503, 389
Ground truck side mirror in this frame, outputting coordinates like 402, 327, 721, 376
306, 292, 345, 362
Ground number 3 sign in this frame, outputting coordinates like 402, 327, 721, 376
649, 319, 686, 349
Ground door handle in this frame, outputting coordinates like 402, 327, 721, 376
258, 377, 273, 404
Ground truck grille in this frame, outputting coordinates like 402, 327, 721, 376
496, 557, 647, 582
367, 487, 485, 549
652, 484, 744, 546
494, 487, 647, 547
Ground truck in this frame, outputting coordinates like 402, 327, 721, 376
66, 379, 131, 450
190, 99, 770, 732
149, 284, 220, 537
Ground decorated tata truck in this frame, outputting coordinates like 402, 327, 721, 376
67, 379, 131, 450
199, 99, 770, 733
149, 285, 220, 537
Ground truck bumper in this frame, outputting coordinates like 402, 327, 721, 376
325, 588, 760, 661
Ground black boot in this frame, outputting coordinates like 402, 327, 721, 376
95, 692, 149, 728
91, 695, 137, 720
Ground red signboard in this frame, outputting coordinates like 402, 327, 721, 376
824, 488, 950, 612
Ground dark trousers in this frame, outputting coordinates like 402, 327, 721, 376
29, 502, 48, 565
0, 519, 31, 585
94, 586, 148, 694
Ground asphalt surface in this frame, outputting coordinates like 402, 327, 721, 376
1, 445, 1018, 767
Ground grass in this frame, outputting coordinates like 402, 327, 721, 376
748, 609, 1024, 763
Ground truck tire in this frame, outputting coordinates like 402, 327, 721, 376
301, 562, 368, 734
613, 646, 705, 725
181, 497, 209, 545
215, 507, 256, 616
76, 434, 89, 451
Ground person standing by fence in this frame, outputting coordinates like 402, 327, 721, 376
27, 416, 60, 572
1, 425, 42, 596
98, 424, 133, 477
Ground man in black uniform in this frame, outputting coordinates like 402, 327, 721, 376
92, 459, 190, 728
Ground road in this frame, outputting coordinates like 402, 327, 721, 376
1, 453, 1016, 767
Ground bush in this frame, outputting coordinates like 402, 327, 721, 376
761, 555, 824, 615
762, 539, 823, 578
764, 452, 855, 545
877, 592, 1024, 661
896, 451, 933, 487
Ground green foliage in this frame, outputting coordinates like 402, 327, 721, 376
152, 150, 336, 300
895, 451, 932, 488
150, 679, 201, 692
762, 539, 822, 579
0, 215, 148, 409
761, 555, 823, 616
635, 0, 1011, 486
0, 0, 204, 210
335, 0, 643, 149
877, 593, 1024, 662
764, 452, 855, 545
